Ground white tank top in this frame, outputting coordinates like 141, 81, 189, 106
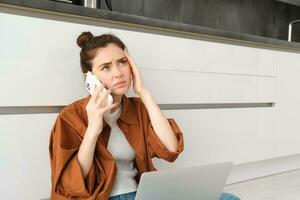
104, 104, 138, 197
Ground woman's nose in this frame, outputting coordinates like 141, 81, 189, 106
112, 65, 122, 78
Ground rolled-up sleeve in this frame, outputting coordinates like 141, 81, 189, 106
49, 116, 97, 199
147, 118, 184, 162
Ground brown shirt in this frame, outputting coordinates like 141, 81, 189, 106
49, 95, 184, 200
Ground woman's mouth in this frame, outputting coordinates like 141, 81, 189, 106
114, 81, 126, 88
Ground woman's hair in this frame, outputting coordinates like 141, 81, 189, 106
77, 32, 126, 73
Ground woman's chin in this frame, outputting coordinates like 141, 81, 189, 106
112, 87, 129, 96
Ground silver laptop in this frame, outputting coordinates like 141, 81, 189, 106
135, 162, 233, 200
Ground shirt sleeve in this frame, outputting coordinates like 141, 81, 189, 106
49, 115, 99, 198
139, 99, 184, 162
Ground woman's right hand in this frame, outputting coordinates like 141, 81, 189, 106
85, 84, 118, 136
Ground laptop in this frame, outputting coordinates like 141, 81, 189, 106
135, 162, 233, 200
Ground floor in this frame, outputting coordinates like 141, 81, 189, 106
223, 169, 300, 200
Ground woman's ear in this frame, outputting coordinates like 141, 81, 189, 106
83, 73, 87, 81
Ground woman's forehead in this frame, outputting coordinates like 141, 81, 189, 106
94, 43, 124, 62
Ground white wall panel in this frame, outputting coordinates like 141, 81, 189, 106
111, 28, 277, 77
0, 13, 277, 106
139, 69, 276, 104
0, 113, 57, 200
153, 107, 276, 169
275, 51, 300, 157
0, 108, 276, 200
0, 13, 109, 106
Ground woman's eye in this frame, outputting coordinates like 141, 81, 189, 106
120, 59, 127, 65
101, 66, 109, 71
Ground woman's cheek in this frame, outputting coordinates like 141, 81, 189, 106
103, 80, 111, 88
127, 78, 132, 88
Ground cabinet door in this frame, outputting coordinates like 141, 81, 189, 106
152, 107, 275, 169
276, 51, 300, 157
126, 68, 276, 104
0, 13, 110, 106
112, 28, 276, 104
0, 113, 57, 200
111, 28, 277, 76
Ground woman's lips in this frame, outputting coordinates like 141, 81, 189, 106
114, 81, 126, 88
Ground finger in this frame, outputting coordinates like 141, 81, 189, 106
97, 88, 111, 107
124, 50, 134, 67
106, 87, 113, 92
96, 83, 107, 99
92, 84, 105, 103
125, 54, 134, 68
124, 50, 140, 77
104, 101, 120, 113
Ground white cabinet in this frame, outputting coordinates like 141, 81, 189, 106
275, 51, 300, 157
0, 114, 56, 200
111, 28, 277, 104
0, 13, 110, 106
111, 28, 277, 77
152, 108, 276, 170
139, 68, 275, 104
0, 13, 277, 106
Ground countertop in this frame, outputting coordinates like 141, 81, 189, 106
1, 0, 300, 52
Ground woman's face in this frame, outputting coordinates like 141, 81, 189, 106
90, 43, 132, 98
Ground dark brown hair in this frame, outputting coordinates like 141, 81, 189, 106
77, 32, 126, 73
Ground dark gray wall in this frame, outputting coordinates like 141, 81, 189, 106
100, 0, 300, 42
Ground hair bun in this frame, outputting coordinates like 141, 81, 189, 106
77, 32, 94, 48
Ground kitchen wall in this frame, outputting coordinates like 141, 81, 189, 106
1, 2, 300, 200
101, 0, 300, 42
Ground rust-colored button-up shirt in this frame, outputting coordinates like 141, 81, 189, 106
49, 95, 184, 200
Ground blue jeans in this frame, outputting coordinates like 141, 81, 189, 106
109, 191, 137, 200
219, 192, 240, 200
108, 191, 239, 200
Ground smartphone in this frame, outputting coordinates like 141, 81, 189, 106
85, 71, 113, 105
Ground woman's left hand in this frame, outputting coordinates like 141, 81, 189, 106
124, 50, 148, 97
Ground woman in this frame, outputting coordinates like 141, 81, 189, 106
49, 32, 239, 200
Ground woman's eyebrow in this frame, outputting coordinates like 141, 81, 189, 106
118, 57, 126, 61
99, 61, 111, 67
98, 57, 126, 67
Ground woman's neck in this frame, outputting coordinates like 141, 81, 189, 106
111, 94, 123, 113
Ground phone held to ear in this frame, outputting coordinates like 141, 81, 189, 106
85, 71, 113, 105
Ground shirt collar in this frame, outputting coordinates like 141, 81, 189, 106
119, 95, 139, 124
